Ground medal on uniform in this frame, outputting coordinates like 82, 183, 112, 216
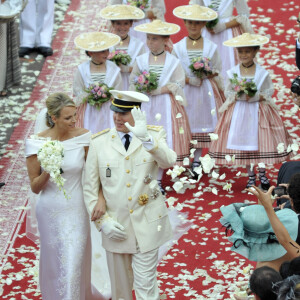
144, 174, 152, 184
106, 167, 111, 177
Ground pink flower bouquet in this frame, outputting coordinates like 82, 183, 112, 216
108, 50, 132, 66
127, 0, 149, 11
83, 83, 113, 109
189, 57, 213, 79
230, 73, 257, 98
133, 70, 158, 94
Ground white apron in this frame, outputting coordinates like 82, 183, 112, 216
136, 52, 179, 148
173, 37, 218, 133
78, 60, 120, 133
226, 64, 269, 150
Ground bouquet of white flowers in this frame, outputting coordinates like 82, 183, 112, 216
37, 140, 68, 199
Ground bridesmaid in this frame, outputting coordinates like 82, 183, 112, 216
108, 0, 166, 46
129, 20, 192, 189
189, 0, 254, 81
100, 4, 146, 90
73, 32, 122, 134
173, 4, 225, 172
208, 34, 294, 189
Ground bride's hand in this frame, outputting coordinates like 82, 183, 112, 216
91, 199, 106, 221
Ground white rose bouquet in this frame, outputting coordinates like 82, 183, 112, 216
37, 140, 68, 199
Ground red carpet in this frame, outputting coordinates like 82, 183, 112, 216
0, 0, 300, 299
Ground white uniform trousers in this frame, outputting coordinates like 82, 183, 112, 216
106, 248, 160, 300
19, 0, 54, 48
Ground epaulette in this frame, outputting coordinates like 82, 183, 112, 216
147, 125, 163, 132
92, 128, 110, 139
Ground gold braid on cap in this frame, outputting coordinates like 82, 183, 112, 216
111, 99, 140, 108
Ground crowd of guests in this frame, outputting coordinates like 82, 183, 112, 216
1, 0, 300, 299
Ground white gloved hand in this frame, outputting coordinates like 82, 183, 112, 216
213, 21, 226, 34
149, 87, 161, 96
120, 64, 130, 73
125, 107, 151, 142
101, 218, 127, 241
188, 77, 202, 87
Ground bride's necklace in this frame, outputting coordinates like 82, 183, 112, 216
241, 62, 255, 73
91, 60, 102, 66
120, 34, 128, 46
188, 35, 202, 46
151, 50, 165, 62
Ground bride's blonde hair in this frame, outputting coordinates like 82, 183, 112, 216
46, 93, 75, 128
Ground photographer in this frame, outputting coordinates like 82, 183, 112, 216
292, 13, 300, 105
275, 173, 300, 245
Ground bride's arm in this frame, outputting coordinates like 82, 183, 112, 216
26, 155, 50, 194
91, 187, 106, 221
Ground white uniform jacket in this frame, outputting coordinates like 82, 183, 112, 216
84, 126, 177, 254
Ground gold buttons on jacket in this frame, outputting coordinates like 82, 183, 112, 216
143, 159, 146, 162
130, 209, 133, 214
125, 156, 129, 160
128, 197, 132, 201
126, 183, 131, 187
126, 169, 130, 174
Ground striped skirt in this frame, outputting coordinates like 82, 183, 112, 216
208, 102, 294, 165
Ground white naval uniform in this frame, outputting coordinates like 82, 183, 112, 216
84, 126, 176, 300
19, 0, 54, 48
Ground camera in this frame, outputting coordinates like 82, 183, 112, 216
291, 75, 300, 95
272, 186, 287, 197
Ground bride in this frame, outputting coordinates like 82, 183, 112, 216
25, 93, 108, 300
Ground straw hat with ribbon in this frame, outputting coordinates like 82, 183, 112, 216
100, 4, 145, 21
134, 19, 180, 36
173, 4, 218, 22
74, 32, 121, 52
223, 33, 269, 48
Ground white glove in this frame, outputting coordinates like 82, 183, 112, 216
101, 218, 127, 241
149, 87, 161, 96
188, 77, 202, 87
125, 107, 151, 142
120, 64, 130, 73
213, 21, 226, 34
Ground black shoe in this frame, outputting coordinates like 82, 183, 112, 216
190, 162, 201, 179
246, 174, 256, 188
157, 180, 165, 195
37, 47, 53, 57
0, 182, 5, 188
19, 47, 34, 57
259, 174, 270, 190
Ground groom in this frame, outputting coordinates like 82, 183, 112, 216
84, 90, 176, 300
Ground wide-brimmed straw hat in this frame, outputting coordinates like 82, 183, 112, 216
74, 32, 120, 52
173, 4, 218, 21
223, 33, 269, 47
134, 20, 180, 36
100, 4, 145, 20
220, 203, 299, 262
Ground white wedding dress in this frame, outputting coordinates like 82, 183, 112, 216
25, 131, 108, 300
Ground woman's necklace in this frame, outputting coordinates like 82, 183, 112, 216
120, 35, 128, 46
241, 62, 255, 73
188, 35, 202, 46
91, 60, 102, 66
151, 50, 165, 62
